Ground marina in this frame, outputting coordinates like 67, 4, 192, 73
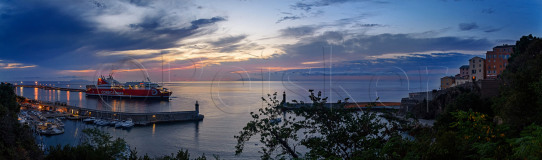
19, 97, 204, 129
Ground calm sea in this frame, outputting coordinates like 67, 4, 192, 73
15, 80, 429, 159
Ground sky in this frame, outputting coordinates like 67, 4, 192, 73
0, 0, 541, 88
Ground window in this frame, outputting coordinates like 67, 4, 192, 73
472, 70, 476, 74
479, 59, 481, 62
479, 69, 481, 72
488, 71, 490, 74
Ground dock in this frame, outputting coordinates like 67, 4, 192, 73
15, 85, 86, 92
22, 99, 204, 125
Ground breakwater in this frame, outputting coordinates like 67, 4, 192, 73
16, 85, 86, 92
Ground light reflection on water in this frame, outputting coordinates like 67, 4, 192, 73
17, 81, 414, 158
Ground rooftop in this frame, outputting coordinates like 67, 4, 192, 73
470, 56, 485, 60
460, 65, 469, 69
494, 44, 516, 49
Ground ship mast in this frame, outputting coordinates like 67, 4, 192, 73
161, 52, 164, 87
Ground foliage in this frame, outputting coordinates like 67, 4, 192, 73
47, 129, 216, 160
147, 149, 219, 160
235, 92, 303, 159
45, 128, 129, 160
235, 90, 406, 159
508, 124, 542, 159
0, 82, 43, 159
434, 92, 491, 131
495, 34, 542, 128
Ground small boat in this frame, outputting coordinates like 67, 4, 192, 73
67, 115, 80, 120
94, 119, 103, 125
115, 121, 125, 128
55, 118, 64, 127
109, 119, 119, 126
122, 119, 134, 128
38, 125, 64, 135
83, 117, 96, 123
96, 119, 110, 126
18, 117, 26, 124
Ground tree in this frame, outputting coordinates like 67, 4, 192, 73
0, 83, 42, 159
45, 128, 129, 160
235, 90, 406, 159
508, 124, 542, 159
495, 34, 542, 128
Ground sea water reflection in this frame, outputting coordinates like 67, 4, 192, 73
16, 81, 415, 158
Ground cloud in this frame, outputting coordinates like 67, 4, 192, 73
291, 0, 362, 12
268, 52, 476, 89
279, 26, 320, 37
61, 70, 96, 73
482, 8, 494, 14
484, 28, 501, 33
0, 60, 37, 69
280, 1, 374, 23
209, 35, 247, 47
459, 22, 479, 31
276, 16, 302, 23
0, 63, 37, 69
0, 1, 226, 67
355, 23, 385, 28
280, 32, 493, 60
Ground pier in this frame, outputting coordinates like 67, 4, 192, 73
281, 102, 400, 110
16, 85, 86, 92
22, 99, 204, 125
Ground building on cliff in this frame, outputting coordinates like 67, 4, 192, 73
440, 76, 455, 89
469, 56, 486, 81
486, 44, 514, 79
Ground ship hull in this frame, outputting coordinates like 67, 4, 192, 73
85, 88, 171, 99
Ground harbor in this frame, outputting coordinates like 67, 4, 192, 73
13, 81, 410, 157
19, 97, 204, 134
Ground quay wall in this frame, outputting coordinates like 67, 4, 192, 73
33, 100, 204, 125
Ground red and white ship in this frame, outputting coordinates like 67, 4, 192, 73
86, 75, 172, 99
